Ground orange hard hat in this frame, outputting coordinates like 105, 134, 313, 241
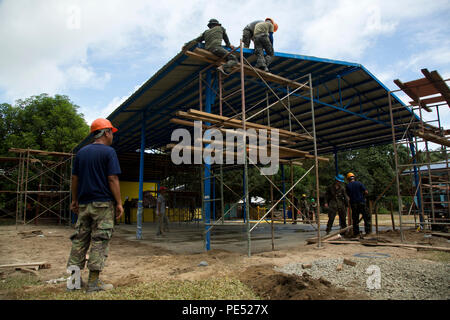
266, 18, 278, 32
346, 172, 355, 179
90, 118, 118, 133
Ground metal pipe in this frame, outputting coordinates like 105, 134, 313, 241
309, 74, 322, 248
136, 114, 146, 240
239, 40, 251, 257
388, 91, 405, 241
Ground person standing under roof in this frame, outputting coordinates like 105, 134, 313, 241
300, 194, 310, 223
345, 172, 370, 237
124, 196, 131, 225
67, 118, 123, 293
182, 18, 237, 74
324, 174, 349, 235
253, 18, 278, 72
156, 186, 169, 236
242, 20, 263, 48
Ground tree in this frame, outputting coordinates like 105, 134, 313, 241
0, 94, 89, 155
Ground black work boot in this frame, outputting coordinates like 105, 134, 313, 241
86, 270, 114, 293
86, 279, 114, 293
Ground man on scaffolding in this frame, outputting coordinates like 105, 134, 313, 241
182, 18, 238, 75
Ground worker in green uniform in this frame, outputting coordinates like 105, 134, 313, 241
183, 18, 237, 74
242, 20, 263, 48
300, 194, 310, 223
324, 174, 349, 235
253, 18, 278, 72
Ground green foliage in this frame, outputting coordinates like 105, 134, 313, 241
0, 94, 89, 155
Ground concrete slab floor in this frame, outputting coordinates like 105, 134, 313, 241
113, 220, 365, 255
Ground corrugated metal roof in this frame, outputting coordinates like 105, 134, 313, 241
76, 45, 420, 156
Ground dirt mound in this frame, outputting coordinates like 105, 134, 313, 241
239, 265, 367, 300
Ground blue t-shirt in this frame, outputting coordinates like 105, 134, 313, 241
72, 143, 121, 204
345, 180, 367, 204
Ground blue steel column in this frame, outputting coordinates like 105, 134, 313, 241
136, 113, 146, 240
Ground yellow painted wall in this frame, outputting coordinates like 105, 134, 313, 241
119, 181, 202, 223
119, 181, 157, 223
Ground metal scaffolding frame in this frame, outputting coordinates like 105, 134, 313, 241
6, 148, 73, 228
171, 41, 326, 256
388, 69, 450, 241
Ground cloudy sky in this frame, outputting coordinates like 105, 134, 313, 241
0, 0, 449, 129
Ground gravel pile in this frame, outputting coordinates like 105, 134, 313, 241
275, 256, 450, 300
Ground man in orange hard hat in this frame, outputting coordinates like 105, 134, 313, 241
345, 172, 370, 237
67, 118, 123, 293
253, 18, 278, 72
242, 19, 264, 48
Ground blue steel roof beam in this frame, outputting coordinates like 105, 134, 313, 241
75, 61, 206, 152
311, 66, 362, 88
284, 64, 346, 88
234, 69, 372, 126
244, 83, 396, 133
108, 52, 190, 122
255, 75, 407, 124
112, 68, 204, 140
316, 130, 399, 151
290, 111, 408, 150
340, 77, 390, 122
114, 111, 181, 152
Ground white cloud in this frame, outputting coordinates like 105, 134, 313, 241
0, 0, 449, 112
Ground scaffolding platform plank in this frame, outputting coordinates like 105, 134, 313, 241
186, 48, 310, 91
415, 131, 450, 147
176, 109, 313, 142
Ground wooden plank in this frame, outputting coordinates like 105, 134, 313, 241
166, 143, 314, 160
186, 109, 313, 141
170, 118, 298, 146
421, 69, 450, 106
416, 131, 450, 147
326, 240, 450, 252
431, 232, 450, 239
0, 262, 51, 269
187, 48, 310, 90
409, 95, 445, 106
394, 79, 432, 112
8, 148, 73, 157
306, 225, 353, 244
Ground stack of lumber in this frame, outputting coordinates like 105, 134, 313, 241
169, 109, 329, 162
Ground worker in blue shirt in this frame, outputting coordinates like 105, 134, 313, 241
345, 172, 371, 237
67, 118, 123, 293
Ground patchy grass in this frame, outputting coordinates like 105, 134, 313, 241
0, 273, 42, 298
420, 251, 450, 263
2, 276, 260, 300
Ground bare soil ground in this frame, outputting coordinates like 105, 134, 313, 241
0, 223, 448, 300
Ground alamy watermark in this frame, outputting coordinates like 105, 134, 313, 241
67, 265, 81, 290
66, 5, 81, 30
366, 265, 381, 290
170, 121, 279, 175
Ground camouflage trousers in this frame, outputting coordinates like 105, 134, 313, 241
253, 34, 274, 69
67, 201, 115, 272
326, 204, 348, 233
209, 46, 238, 73
156, 211, 169, 235
242, 27, 253, 48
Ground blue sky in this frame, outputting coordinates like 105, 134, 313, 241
0, 0, 449, 130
